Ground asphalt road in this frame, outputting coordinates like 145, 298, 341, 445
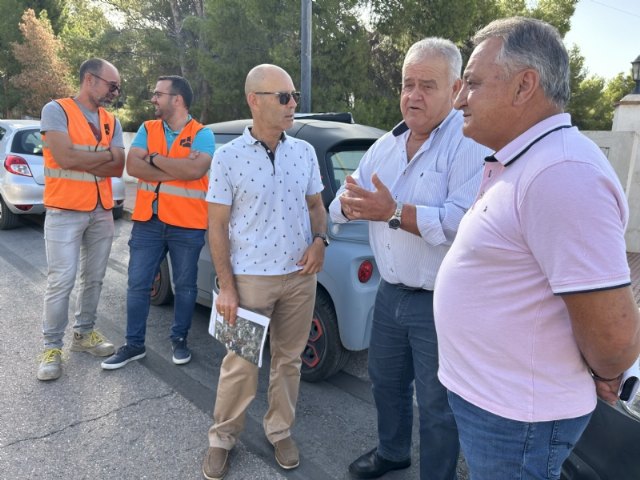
0, 214, 468, 480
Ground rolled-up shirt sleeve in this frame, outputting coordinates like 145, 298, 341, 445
415, 140, 487, 246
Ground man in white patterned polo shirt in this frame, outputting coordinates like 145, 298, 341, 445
202, 64, 327, 480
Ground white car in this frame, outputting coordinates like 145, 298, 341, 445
0, 119, 124, 229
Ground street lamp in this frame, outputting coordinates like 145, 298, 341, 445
632, 54, 640, 94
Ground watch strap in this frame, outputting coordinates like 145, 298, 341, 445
388, 201, 403, 229
313, 233, 329, 246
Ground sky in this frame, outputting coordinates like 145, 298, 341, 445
563, 0, 640, 79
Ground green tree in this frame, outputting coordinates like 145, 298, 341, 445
604, 72, 636, 107
194, 0, 373, 125
566, 46, 635, 130
10, 8, 73, 117
359, 0, 579, 130
0, 0, 68, 117
60, 0, 112, 70
0, 0, 24, 116
98, 0, 209, 127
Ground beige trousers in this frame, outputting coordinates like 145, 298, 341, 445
208, 272, 316, 449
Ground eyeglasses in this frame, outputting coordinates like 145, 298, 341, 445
151, 91, 178, 99
92, 73, 121, 93
254, 91, 301, 105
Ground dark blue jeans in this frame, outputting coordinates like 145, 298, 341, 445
448, 391, 591, 480
368, 280, 458, 480
125, 216, 205, 346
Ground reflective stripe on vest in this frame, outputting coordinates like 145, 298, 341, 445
44, 167, 104, 182
137, 181, 206, 200
42, 142, 110, 153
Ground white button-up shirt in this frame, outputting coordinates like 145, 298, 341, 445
207, 127, 323, 275
329, 109, 489, 289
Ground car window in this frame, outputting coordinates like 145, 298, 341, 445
327, 148, 369, 191
12, 129, 43, 156
0, 127, 6, 141
214, 133, 241, 150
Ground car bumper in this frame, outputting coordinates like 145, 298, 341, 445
0, 182, 45, 214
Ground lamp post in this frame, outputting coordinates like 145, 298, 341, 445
632, 54, 640, 94
300, 0, 312, 113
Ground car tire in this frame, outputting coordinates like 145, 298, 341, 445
301, 289, 350, 382
112, 206, 124, 220
0, 196, 20, 230
150, 258, 173, 306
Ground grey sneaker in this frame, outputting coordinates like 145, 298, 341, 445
70, 331, 115, 357
274, 436, 299, 469
172, 337, 191, 365
101, 344, 146, 370
202, 447, 229, 480
37, 348, 63, 381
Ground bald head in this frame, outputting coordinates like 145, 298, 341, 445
245, 64, 292, 95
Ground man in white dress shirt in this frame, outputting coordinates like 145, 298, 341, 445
329, 38, 489, 480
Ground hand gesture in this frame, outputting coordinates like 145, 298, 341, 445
339, 173, 395, 221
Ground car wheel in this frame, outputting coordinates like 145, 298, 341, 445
0, 196, 20, 230
150, 258, 173, 306
112, 206, 124, 220
301, 289, 350, 382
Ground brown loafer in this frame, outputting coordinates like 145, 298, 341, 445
274, 436, 299, 469
202, 447, 229, 480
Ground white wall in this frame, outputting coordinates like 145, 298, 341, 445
584, 130, 640, 252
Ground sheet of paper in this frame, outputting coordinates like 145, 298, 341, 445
209, 291, 270, 367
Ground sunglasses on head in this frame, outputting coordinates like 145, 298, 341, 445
254, 91, 301, 105
92, 73, 121, 93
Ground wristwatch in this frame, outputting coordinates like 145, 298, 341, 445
313, 233, 330, 247
388, 202, 403, 230
148, 152, 159, 167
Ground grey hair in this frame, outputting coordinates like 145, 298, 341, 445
473, 16, 570, 108
402, 37, 462, 84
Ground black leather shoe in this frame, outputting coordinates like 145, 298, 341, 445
348, 447, 411, 479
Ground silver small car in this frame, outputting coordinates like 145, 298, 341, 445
0, 119, 125, 229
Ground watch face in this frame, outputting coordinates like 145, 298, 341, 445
389, 218, 401, 229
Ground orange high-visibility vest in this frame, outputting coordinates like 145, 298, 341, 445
42, 98, 116, 211
132, 119, 208, 229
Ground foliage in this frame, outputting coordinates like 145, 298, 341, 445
10, 9, 73, 117
0, 0, 68, 117
0, 0, 632, 130
59, 0, 112, 72
567, 46, 635, 131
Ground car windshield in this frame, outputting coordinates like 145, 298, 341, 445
12, 129, 43, 156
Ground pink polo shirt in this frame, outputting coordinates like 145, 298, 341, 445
433, 113, 630, 422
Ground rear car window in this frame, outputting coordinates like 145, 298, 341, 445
327, 148, 369, 191
214, 134, 241, 150
12, 130, 43, 156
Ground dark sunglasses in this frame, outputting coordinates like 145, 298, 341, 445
254, 91, 301, 105
92, 73, 121, 93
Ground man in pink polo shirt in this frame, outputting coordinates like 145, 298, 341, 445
433, 17, 640, 480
